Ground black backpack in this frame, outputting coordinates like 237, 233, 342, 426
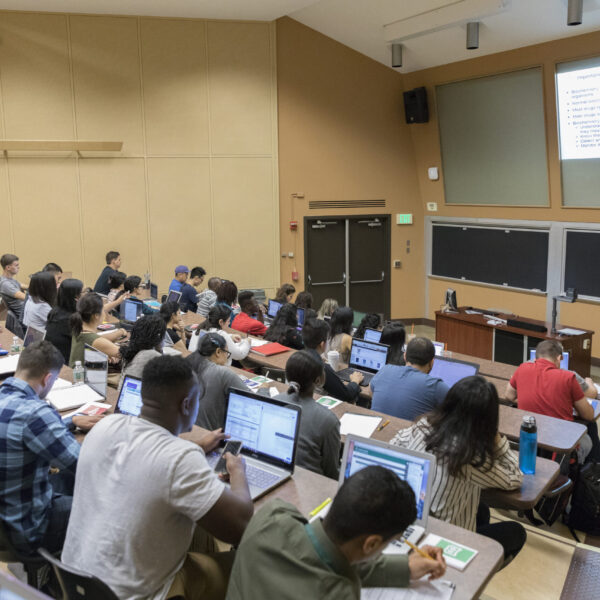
566, 462, 600, 535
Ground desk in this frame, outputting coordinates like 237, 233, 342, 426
436, 307, 593, 377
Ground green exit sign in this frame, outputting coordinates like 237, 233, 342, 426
396, 213, 413, 225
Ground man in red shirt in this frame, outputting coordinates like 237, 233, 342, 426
231, 291, 267, 336
505, 340, 598, 462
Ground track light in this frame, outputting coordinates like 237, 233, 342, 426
391, 43, 403, 68
567, 0, 583, 26
466, 22, 479, 50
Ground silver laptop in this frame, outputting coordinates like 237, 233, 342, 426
210, 388, 302, 500
120, 299, 143, 322
363, 327, 382, 343
336, 338, 390, 386
339, 435, 436, 554
114, 375, 143, 416
166, 289, 182, 305
23, 326, 45, 347
83, 344, 108, 398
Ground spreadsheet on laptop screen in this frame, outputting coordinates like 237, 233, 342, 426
349, 340, 387, 371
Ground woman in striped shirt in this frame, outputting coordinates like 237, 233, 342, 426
391, 375, 526, 567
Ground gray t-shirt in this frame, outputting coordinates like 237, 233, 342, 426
0, 277, 24, 318
23, 299, 51, 331
118, 349, 162, 394
61, 414, 224, 600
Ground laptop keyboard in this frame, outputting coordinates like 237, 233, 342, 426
246, 463, 281, 490
336, 368, 373, 387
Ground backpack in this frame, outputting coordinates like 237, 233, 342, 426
565, 462, 600, 535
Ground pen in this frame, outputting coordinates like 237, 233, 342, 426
378, 419, 390, 431
309, 497, 332, 517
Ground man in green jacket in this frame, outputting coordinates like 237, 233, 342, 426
226, 466, 446, 599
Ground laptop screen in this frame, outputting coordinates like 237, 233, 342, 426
83, 345, 108, 397
296, 307, 305, 328
363, 328, 382, 343
116, 376, 143, 416
267, 299, 282, 318
342, 437, 433, 522
150, 283, 158, 299
433, 341, 444, 356
166, 290, 181, 305
429, 356, 479, 388
349, 339, 389, 373
121, 299, 142, 322
23, 326, 45, 348
529, 348, 569, 370
225, 389, 300, 468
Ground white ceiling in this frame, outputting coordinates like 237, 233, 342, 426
3, 0, 600, 72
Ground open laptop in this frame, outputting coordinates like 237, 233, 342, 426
529, 348, 569, 370
267, 299, 283, 319
336, 339, 390, 386
115, 375, 143, 416
23, 326, 45, 347
209, 388, 302, 500
363, 327, 382, 343
150, 282, 158, 300
296, 306, 305, 331
338, 435, 436, 554
432, 341, 445, 356
120, 298, 143, 323
166, 289, 182, 305
429, 355, 479, 388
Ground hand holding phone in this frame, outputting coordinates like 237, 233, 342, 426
214, 440, 243, 475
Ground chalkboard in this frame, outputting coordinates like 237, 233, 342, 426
564, 230, 600, 298
431, 224, 549, 291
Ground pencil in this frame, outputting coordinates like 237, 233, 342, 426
404, 539, 434, 560
310, 497, 332, 517
377, 419, 390, 431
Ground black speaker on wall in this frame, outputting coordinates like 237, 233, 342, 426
403, 86, 429, 124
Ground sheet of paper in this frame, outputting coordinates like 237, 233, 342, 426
557, 327, 587, 336
51, 377, 72, 390
361, 578, 454, 600
420, 534, 478, 571
316, 396, 343, 409
0, 354, 20, 375
339, 413, 381, 438
46, 385, 104, 412
250, 338, 268, 347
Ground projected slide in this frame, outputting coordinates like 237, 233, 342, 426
557, 65, 600, 160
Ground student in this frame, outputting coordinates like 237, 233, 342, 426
392, 376, 526, 566
116, 275, 154, 316
302, 318, 363, 404
186, 333, 252, 430
23, 271, 57, 332
61, 355, 253, 600
506, 339, 600, 462
0, 341, 101, 554
325, 306, 354, 363
46, 279, 84, 364
118, 314, 166, 393
294, 291, 313, 310
216, 280, 238, 309
275, 350, 340, 478
169, 265, 190, 293
264, 303, 303, 349
317, 297, 339, 320
93, 251, 121, 295
189, 304, 250, 363
371, 337, 448, 421
353, 313, 381, 340
69, 293, 125, 367
231, 291, 267, 336
0, 253, 27, 320
274, 283, 296, 304
380, 321, 406, 366
171, 265, 204, 313
42, 262, 63, 287
226, 465, 445, 600
190, 266, 206, 288
160, 301, 190, 356
197, 277, 222, 316
106, 271, 126, 302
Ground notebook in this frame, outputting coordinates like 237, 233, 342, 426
429, 356, 479, 388
339, 412, 381, 437
336, 339, 390, 386
0, 354, 20, 376
23, 326, 45, 348
250, 342, 291, 356
115, 375, 143, 416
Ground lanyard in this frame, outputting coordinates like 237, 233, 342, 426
304, 523, 337, 573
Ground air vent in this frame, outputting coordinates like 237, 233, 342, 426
309, 199, 386, 210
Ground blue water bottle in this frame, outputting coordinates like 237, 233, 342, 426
519, 415, 537, 474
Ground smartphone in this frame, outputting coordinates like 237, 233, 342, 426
214, 440, 243, 474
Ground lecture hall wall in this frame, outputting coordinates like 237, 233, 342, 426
0, 10, 280, 297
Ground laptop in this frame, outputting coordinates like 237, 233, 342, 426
429, 355, 479, 388
209, 388, 302, 500
432, 340, 445, 356
363, 327, 382, 343
150, 282, 158, 300
296, 307, 305, 331
338, 435, 436, 554
23, 326, 45, 347
336, 339, 390, 386
529, 348, 569, 370
115, 375, 143, 416
167, 289, 182, 305
120, 299, 143, 322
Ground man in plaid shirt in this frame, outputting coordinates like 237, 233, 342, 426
0, 341, 102, 554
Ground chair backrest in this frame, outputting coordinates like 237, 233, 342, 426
6, 309, 24, 338
38, 548, 119, 600
243, 288, 267, 305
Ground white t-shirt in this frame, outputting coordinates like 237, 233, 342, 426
22, 298, 51, 331
61, 414, 224, 600
188, 328, 250, 365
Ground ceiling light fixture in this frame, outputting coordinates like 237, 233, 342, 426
567, 0, 583, 26
392, 43, 403, 68
466, 22, 479, 50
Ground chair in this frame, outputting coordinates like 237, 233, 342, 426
0, 521, 48, 588
5, 309, 24, 338
38, 548, 119, 600
243, 288, 267, 305
261, 366, 286, 383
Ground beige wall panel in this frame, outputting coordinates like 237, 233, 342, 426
147, 158, 212, 294
212, 157, 276, 288
8, 158, 82, 279
70, 16, 143, 155
0, 13, 74, 139
79, 159, 148, 286
0, 159, 12, 250
140, 19, 209, 156
207, 22, 273, 156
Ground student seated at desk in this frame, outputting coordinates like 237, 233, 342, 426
46, 279, 83, 364
226, 465, 445, 600
42, 262, 63, 287
0, 342, 101, 555
106, 270, 126, 302
187, 333, 252, 430
69, 293, 125, 367
231, 291, 267, 336
116, 275, 154, 316
353, 313, 381, 340
392, 375, 526, 567
23, 271, 57, 332
302, 318, 363, 404
275, 283, 296, 304
380, 320, 406, 366
189, 304, 250, 364
325, 307, 353, 363
275, 350, 340, 479
371, 337, 448, 421
264, 303, 303, 349
197, 276, 222, 316
118, 314, 166, 393
160, 301, 190, 356
93, 250, 121, 295
0, 253, 27, 322
215, 280, 239, 321
294, 290, 313, 310
317, 297, 338, 321
61, 355, 253, 600
506, 339, 600, 463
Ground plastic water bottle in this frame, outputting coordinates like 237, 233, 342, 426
73, 361, 85, 385
519, 415, 537, 474
10, 336, 20, 354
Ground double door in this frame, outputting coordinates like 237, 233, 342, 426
304, 215, 390, 318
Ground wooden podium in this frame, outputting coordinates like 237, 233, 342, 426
435, 307, 594, 377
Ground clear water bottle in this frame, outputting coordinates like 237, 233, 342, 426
10, 336, 20, 354
73, 361, 85, 385
519, 415, 537, 474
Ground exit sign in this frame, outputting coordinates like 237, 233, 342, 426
396, 213, 413, 225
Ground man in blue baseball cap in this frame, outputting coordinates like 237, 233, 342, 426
169, 265, 200, 313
